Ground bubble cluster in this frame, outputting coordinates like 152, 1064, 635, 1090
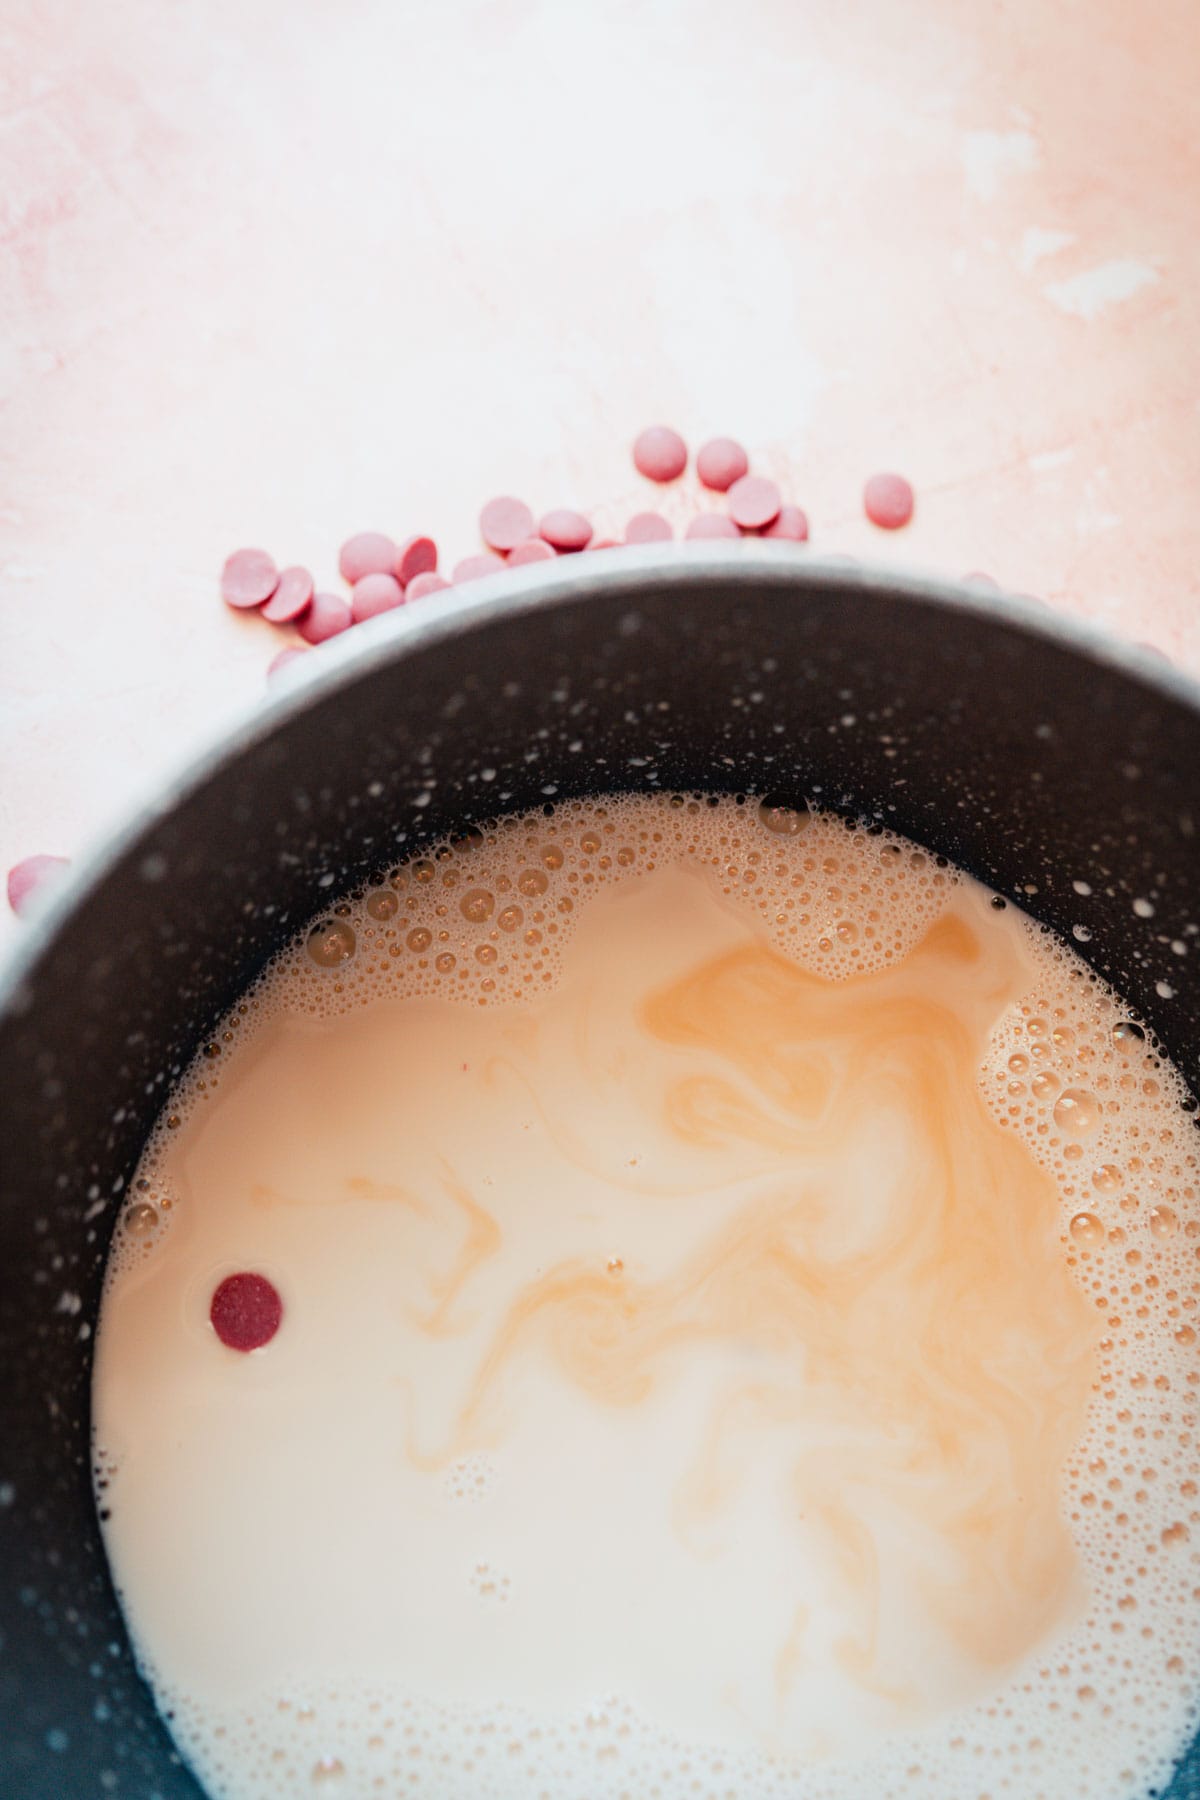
99, 792, 1200, 1800
443, 1455, 497, 1505
260, 792, 964, 1026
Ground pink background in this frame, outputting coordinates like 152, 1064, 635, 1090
3, 0, 1198, 951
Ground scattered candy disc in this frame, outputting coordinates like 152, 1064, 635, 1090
695, 437, 749, 492
963, 570, 999, 589
396, 535, 437, 585
261, 565, 314, 624
210, 1272, 283, 1352
632, 425, 687, 483
221, 548, 279, 610
405, 571, 451, 600
479, 497, 534, 553
507, 538, 557, 566
762, 503, 809, 542
351, 572, 405, 622
538, 509, 592, 552
625, 512, 673, 544
863, 471, 915, 529
727, 475, 782, 531
338, 531, 399, 584
266, 647, 310, 680
453, 552, 506, 583
299, 592, 353, 644
587, 537, 620, 551
685, 513, 740, 539
7, 853, 70, 918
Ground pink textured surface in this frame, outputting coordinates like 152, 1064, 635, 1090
2, 0, 1198, 961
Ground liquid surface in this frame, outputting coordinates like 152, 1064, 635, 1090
93, 795, 1200, 1800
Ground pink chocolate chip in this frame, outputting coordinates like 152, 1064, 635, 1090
685, 513, 741, 539
396, 535, 437, 586
625, 512, 674, 544
221, 548, 279, 610
453, 551, 506, 583
351, 572, 405, 622
695, 437, 749, 493
7, 853, 70, 919
299, 592, 352, 644
538, 509, 592, 552
762, 504, 809, 542
405, 571, 451, 601
266, 647, 310, 680
633, 425, 687, 483
727, 475, 782, 531
338, 531, 399, 584
587, 538, 621, 551
479, 497, 535, 554
863, 472, 915, 530
261, 565, 314, 624
210, 1272, 283, 1352
507, 538, 557, 566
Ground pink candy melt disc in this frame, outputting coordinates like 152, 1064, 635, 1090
396, 535, 437, 585
338, 532, 399, 584
299, 593, 352, 645
727, 475, 782, 531
7, 853, 71, 919
863, 472, 915, 530
405, 572, 451, 601
625, 512, 673, 544
685, 513, 741, 539
210, 1272, 283, 1352
632, 426, 687, 483
261, 565, 314, 624
479, 497, 535, 554
221, 548, 279, 610
695, 437, 749, 493
538, 509, 592, 552
351, 573, 405, 622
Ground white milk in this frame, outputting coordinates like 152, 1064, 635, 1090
92, 794, 1200, 1799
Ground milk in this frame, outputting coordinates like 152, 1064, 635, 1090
92, 794, 1200, 1799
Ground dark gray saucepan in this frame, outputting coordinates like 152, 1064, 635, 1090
1, 548, 1198, 1799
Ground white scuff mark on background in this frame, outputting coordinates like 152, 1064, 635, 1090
1018, 227, 1075, 273
1076, 472, 1121, 539
1029, 446, 1075, 472
961, 130, 1039, 201
1045, 260, 1159, 320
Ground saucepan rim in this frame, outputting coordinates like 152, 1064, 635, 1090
3, 542, 1197, 1016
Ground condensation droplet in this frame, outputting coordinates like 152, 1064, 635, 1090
405, 927, 432, 954
1149, 1206, 1178, 1239
365, 890, 398, 921
460, 889, 495, 924
1070, 1212, 1106, 1248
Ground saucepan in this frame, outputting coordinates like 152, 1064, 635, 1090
1, 546, 1198, 1798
